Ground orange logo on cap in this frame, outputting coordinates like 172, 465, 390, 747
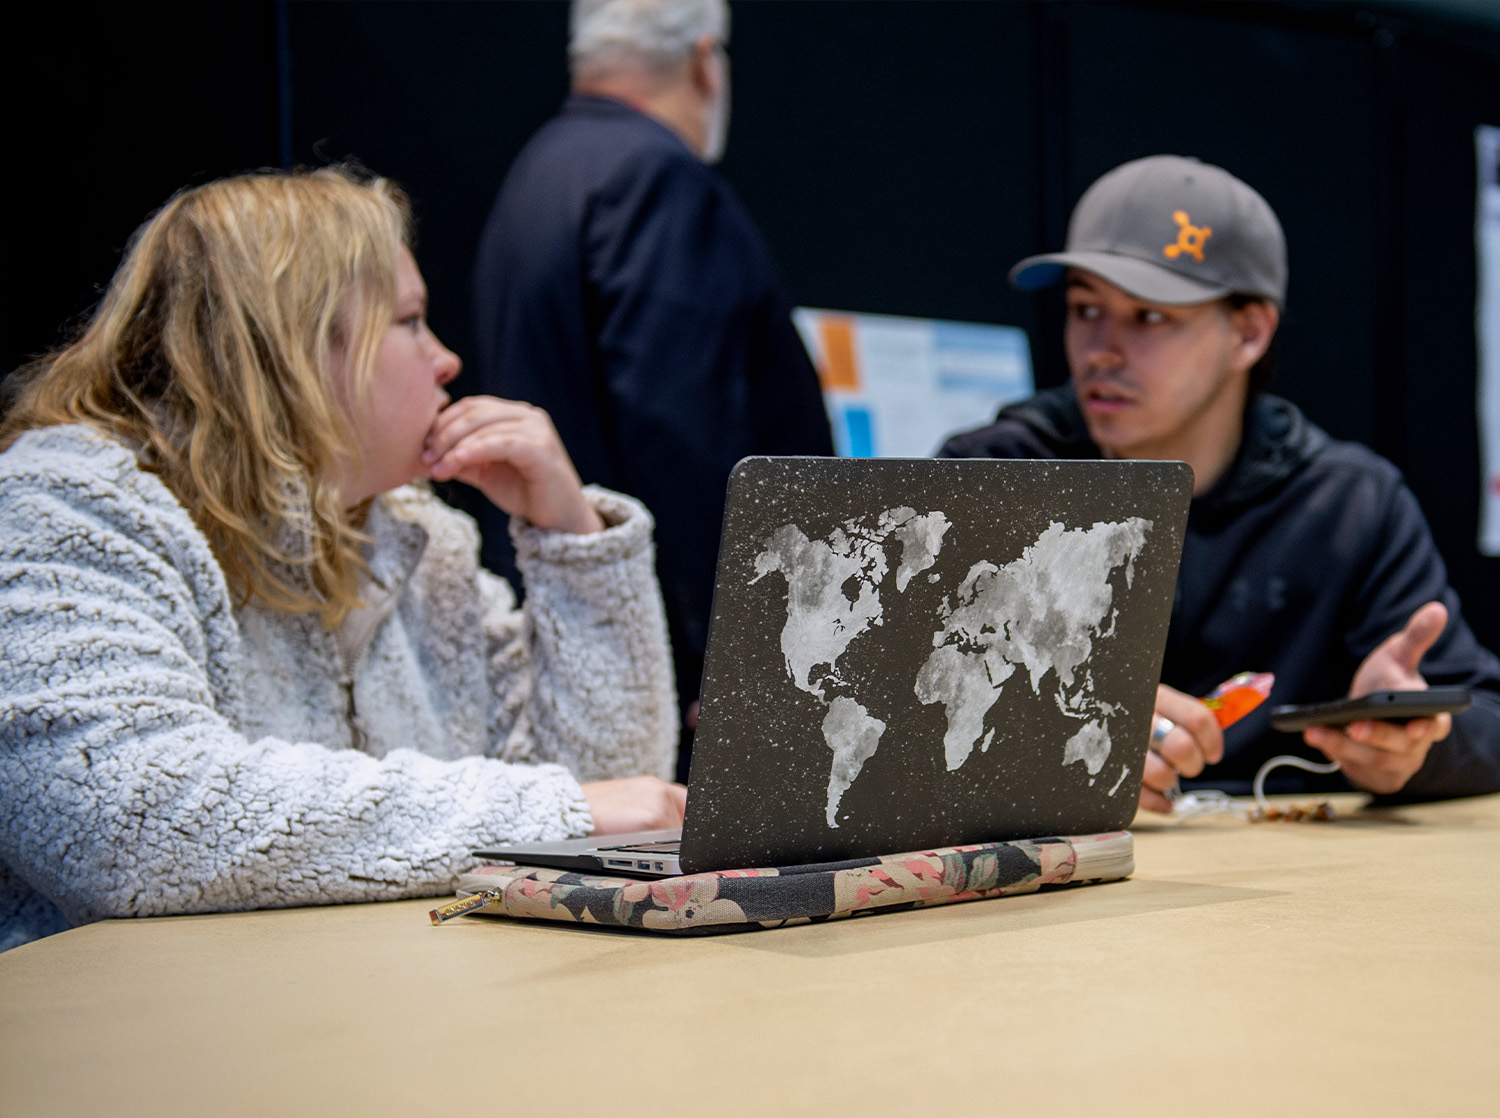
1163, 210, 1212, 262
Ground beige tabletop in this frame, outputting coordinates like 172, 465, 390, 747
3, 793, 1499, 1117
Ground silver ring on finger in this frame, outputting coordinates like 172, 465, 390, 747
1151, 716, 1176, 748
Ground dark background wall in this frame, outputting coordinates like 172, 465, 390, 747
8, 0, 1500, 645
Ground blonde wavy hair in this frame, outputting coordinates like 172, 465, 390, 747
0, 165, 411, 627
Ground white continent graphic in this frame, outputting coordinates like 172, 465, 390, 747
913, 518, 1152, 776
754, 512, 1152, 828
752, 508, 950, 826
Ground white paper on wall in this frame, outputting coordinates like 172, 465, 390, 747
1475, 125, 1500, 554
793, 307, 1033, 459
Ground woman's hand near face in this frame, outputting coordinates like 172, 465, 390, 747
423, 397, 603, 534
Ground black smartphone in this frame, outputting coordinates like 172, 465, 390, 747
1269, 687, 1472, 732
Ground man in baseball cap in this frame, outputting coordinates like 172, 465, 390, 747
943, 155, 1500, 810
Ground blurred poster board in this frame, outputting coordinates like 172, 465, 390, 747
793, 308, 1033, 458
1478, 125, 1500, 554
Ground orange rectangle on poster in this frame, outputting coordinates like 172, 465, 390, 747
817, 316, 860, 390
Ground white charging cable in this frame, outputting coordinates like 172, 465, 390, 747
1168, 755, 1342, 821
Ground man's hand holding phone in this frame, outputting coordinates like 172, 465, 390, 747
1142, 603, 1463, 808
1296, 601, 1457, 794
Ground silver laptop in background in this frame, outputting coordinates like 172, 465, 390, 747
476, 455, 1192, 877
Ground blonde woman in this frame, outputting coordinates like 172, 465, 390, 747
0, 167, 683, 951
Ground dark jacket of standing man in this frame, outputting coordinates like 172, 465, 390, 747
473, 0, 833, 776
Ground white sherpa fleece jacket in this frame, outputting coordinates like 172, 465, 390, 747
0, 425, 676, 951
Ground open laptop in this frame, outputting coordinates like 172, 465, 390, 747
476, 456, 1192, 877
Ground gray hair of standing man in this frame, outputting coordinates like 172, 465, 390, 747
569, 0, 729, 79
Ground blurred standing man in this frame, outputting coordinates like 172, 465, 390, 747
473, 0, 833, 777
942, 155, 1500, 810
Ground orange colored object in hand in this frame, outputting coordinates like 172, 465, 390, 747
1201, 671, 1275, 729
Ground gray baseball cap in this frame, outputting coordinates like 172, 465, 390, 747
1010, 155, 1287, 307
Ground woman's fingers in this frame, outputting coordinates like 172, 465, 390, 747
581, 776, 688, 836
423, 397, 542, 471
424, 396, 600, 533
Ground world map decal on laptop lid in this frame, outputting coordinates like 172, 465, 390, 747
752, 505, 1155, 828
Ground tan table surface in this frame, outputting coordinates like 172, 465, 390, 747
3, 794, 1499, 1117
